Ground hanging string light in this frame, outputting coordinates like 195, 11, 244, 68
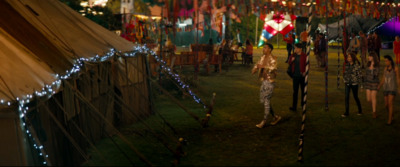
123, 45, 206, 108
367, 16, 399, 34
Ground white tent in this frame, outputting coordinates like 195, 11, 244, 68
0, 0, 151, 165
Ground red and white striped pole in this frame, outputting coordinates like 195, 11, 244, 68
298, 1, 313, 162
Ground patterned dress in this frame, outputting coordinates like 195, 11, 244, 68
364, 67, 379, 90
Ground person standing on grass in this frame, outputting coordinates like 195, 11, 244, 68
378, 55, 400, 125
367, 33, 375, 53
359, 31, 368, 69
245, 39, 253, 65
393, 36, 400, 66
251, 43, 281, 128
342, 52, 363, 117
363, 52, 380, 118
284, 32, 294, 63
313, 32, 321, 67
318, 33, 327, 68
347, 32, 360, 56
300, 29, 308, 52
236, 29, 242, 47
373, 31, 382, 61
288, 43, 307, 112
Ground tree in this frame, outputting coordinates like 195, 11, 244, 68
231, 14, 263, 46
60, 0, 121, 30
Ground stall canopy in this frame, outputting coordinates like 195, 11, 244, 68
0, 0, 134, 103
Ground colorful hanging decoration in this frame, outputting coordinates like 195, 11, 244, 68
258, 12, 296, 46
265, 12, 296, 35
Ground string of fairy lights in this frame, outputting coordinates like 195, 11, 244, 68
124, 45, 206, 108
367, 16, 399, 35
15, 45, 205, 165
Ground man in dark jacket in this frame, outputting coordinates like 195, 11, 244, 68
373, 31, 381, 61
288, 43, 307, 112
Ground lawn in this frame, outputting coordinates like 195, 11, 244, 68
84, 47, 400, 166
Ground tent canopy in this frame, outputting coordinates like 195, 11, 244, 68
318, 15, 384, 40
0, 0, 134, 102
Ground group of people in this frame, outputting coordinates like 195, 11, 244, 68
251, 39, 400, 128
313, 31, 328, 67
236, 29, 254, 65
251, 43, 306, 128
346, 31, 382, 69
342, 51, 400, 125
251, 42, 311, 128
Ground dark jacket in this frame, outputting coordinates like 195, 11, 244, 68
343, 63, 362, 85
374, 36, 381, 50
288, 52, 307, 74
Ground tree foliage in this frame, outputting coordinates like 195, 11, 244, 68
230, 14, 264, 46
60, 0, 122, 30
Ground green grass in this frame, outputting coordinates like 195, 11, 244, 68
84, 48, 400, 166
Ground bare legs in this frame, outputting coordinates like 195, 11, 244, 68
366, 89, 378, 118
384, 95, 395, 124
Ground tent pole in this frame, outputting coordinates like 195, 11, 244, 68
337, 15, 340, 89
255, 17, 258, 48
277, 24, 279, 48
325, 0, 329, 112
343, 11, 347, 58
159, 6, 164, 85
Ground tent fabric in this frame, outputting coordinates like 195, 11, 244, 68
0, 0, 134, 102
318, 15, 384, 40
0, 0, 152, 166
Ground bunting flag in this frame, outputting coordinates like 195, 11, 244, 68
157, 0, 400, 32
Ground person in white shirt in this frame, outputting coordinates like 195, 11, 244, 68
236, 29, 242, 47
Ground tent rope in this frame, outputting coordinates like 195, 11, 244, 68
38, 99, 91, 162
103, 59, 184, 138
51, 95, 110, 165
85, 57, 185, 159
119, 53, 206, 125
63, 81, 154, 166
24, 120, 51, 165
